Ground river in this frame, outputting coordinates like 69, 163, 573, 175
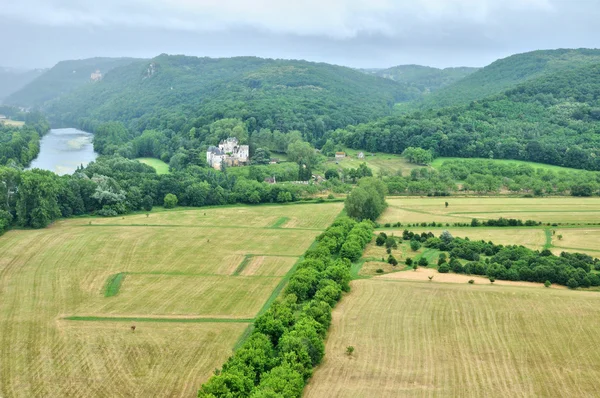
28, 128, 98, 175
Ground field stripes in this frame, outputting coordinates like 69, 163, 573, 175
104, 272, 126, 297
63, 316, 254, 323
270, 217, 290, 228
233, 255, 254, 275
82, 223, 323, 231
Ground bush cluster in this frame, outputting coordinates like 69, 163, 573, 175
423, 232, 600, 288
198, 217, 374, 397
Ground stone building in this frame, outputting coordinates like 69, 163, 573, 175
207, 137, 250, 170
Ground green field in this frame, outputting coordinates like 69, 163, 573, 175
0, 119, 25, 127
431, 157, 584, 173
306, 279, 600, 397
319, 148, 423, 177
136, 157, 170, 174
0, 202, 342, 397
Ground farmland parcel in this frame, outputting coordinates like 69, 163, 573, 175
0, 203, 342, 397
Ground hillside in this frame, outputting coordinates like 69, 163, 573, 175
0, 67, 46, 103
4, 57, 142, 108
419, 48, 600, 108
43, 54, 416, 141
331, 61, 600, 171
362, 64, 478, 94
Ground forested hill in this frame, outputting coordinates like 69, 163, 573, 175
4, 57, 142, 108
362, 65, 478, 95
42, 54, 416, 140
331, 61, 600, 171
0, 67, 46, 103
418, 48, 600, 109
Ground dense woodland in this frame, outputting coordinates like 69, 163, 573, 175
0, 67, 45, 103
362, 65, 478, 96
416, 48, 600, 109
4, 57, 141, 108
41, 55, 415, 144
331, 62, 600, 171
0, 112, 49, 167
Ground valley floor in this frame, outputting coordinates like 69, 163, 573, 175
0, 202, 342, 397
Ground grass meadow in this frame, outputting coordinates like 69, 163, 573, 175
306, 279, 600, 397
135, 157, 171, 174
0, 202, 342, 397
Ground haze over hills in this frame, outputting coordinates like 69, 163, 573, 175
361, 65, 479, 95
0, 67, 46, 103
41, 54, 417, 140
4, 57, 142, 108
417, 48, 600, 109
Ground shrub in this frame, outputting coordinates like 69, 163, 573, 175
468, 279, 475, 284
405, 257, 413, 266
375, 233, 387, 246
438, 264, 450, 273
418, 257, 429, 267
163, 193, 178, 208
489, 277, 496, 283
385, 254, 396, 265
375, 268, 384, 274
544, 280, 551, 288
142, 195, 153, 211
567, 278, 579, 289
410, 240, 421, 251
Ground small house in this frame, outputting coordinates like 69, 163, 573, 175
269, 158, 280, 165
264, 176, 277, 184
357, 152, 365, 159
0, 115, 6, 120
335, 152, 346, 159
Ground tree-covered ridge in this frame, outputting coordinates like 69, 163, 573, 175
4, 57, 142, 108
0, 112, 50, 167
330, 62, 600, 171
43, 54, 416, 142
419, 48, 600, 108
0, 67, 46, 103
362, 64, 478, 95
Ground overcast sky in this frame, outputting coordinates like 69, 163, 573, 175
1, 0, 599, 69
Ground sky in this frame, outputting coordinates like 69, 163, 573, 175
1, 0, 599, 69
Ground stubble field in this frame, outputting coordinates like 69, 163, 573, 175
306, 279, 600, 397
307, 196, 600, 397
0, 202, 342, 397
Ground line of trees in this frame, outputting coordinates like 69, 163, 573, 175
198, 217, 374, 397
422, 231, 600, 288
383, 160, 600, 197
0, 156, 327, 236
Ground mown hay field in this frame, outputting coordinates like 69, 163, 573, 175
82, 202, 343, 230
306, 279, 600, 398
380, 197, 600, 225
0, 202, 342, 397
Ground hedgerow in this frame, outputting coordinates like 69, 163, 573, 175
198, 217, 374, 397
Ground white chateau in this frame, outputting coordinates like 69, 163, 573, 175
207, 138, 250, 170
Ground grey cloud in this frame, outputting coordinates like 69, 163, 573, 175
0, 0, 597, 69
